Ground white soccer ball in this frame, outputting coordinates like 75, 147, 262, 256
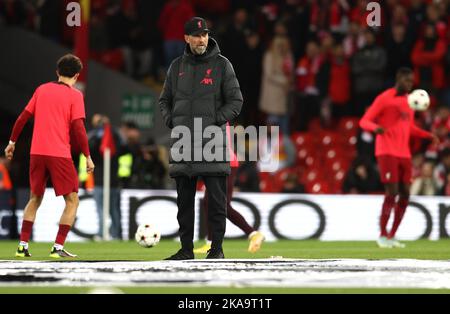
135, 224, 161, 248
408, 89, 430, 111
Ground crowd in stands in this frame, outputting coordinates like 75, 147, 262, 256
1, 0, 450, 196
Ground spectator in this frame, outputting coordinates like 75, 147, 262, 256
410, 161, 438, 195
89, 10, 109, 52
317, 42, 351, 123
412, 153, 425, 180
343, 21, 365, 58
342, 157, 382, 194
118, 121, 142, 189
130, 138, 168, 189
349, 0, 372, 28
433, 148, 450, 194
294, 40, 322, 131
284, 1, 310, 60
259, 36, 294, 135
408, 0, 427, 41
425, 106, 450, 159
385, 23, 413, 84
310, 0, 349, 35
88, 114, 124, 240
36, 0, 62, 42
0, 0, 27, 27
424, 3, 447, 40
411, 23, 447, 96
281, 172, 305, 194
158, 0, 195, 67
351, 27, 387, 116
238, 30, 263, 127
220, 8, 252, 77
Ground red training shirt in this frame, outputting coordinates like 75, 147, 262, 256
25, 82, 86, 158
359, 88, 432, 158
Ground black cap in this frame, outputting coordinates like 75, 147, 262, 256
184, 17, 210, 36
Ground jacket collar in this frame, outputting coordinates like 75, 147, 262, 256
183, 38, 220, 64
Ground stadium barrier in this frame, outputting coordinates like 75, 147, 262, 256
1, 189, 449, 242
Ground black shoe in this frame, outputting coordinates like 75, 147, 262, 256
206, 248, 224, 259
164, 249, 194, 260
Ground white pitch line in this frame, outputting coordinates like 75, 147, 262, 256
1, 259, 450, 289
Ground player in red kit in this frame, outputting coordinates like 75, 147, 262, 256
360, 68, 438, 248
4, 54, 95, 258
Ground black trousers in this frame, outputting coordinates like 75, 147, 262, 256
175, 175, 227, 251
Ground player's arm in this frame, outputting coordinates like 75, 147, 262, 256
159, 62, 175, 129
70, 91, 94, 173
4, 110, 33, 160
359, 95, 385, 134
5, 88, 39, 160
410, 122, 439, 144
71, 118, 94, 174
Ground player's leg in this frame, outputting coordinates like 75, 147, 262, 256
16, 193, 43, 257
377, 155, 400, 248
387, 158, 412, 248
387, 183, 409, 248
47, 157, 79, 258
49, 192, 79, 258
203, 175, 227, 259
194, 188, 212, 254
165, 176, 197, 260
226, 168, 265, 253
16, 155, 47, 257
377, 183, 398, 248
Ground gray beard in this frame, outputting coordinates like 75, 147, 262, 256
192, 46, 207, 55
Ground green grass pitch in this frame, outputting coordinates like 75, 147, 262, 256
0, 239, 449, 294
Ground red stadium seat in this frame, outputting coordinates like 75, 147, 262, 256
326, 158, 350, 173
291, 132, 317, 148
305, 181, 330, 194
319, 132, 340, 147
308, 118, 323, 132
338, 117, 360, 135
296, 147, 313, 165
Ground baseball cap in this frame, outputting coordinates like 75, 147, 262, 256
184, 17, 210, 36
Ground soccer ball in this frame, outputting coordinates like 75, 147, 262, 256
135, 224, 161, 248
408, 89, 430, 111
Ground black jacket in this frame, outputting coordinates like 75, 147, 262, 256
159, 38, 243, 177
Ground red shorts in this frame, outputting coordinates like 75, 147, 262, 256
30, 155, 79, 196
377, 155, 412, 184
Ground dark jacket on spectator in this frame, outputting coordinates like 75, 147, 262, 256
411, 37, 447, 90
351, 44, 387, 94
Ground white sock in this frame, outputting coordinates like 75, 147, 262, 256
53, 244, 63, 251
19, 241, 28, 249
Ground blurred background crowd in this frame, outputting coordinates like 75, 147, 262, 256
1, 0, 450, 198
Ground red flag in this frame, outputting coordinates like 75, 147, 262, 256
74, 0, 90, 93
100, 123, 117, 157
